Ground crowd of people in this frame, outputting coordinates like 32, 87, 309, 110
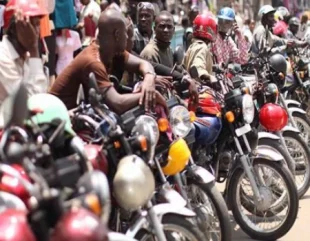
0, 0, 310, 120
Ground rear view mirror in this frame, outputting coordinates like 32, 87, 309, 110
173, 45, 184, 66
189, 66, 199, 79
89, 72, 99, 92
2, 84, 28, 129
76, 84, 85, 105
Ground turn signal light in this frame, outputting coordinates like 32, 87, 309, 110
85, 194, 101, 216
225, 111, 235, 123
189, 111, 196, 122
114, 141, 121, 149
138, 135, 148, 152
158, 118, 169, 132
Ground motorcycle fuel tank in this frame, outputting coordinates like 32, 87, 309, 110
84, 144, 108, 174
0, 209, 35, 241
194, 115, 222, 145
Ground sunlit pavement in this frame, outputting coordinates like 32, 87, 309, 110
229, 188, 310, 241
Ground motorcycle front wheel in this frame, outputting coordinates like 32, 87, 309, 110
185, 181, 232, 241
134, 214, 206, 241
292, 112, 310, 149
282, 130, 310, 198
227, 158, 299, 241
258, 138, 295, 174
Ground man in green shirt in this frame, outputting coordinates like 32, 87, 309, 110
140, 11, 175, 68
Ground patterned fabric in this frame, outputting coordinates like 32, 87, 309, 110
133, 27, 153, 55
212, 32, 249, 66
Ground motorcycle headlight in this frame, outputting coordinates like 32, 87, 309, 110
131, 115, 159, 149
242, 94, 255, 124
170, 106, 191, 138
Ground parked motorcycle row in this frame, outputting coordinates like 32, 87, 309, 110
0, 42, 310, 241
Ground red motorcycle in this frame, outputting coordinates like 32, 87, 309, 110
0, 84, 110, 241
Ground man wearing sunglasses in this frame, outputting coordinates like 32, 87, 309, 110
132, 2, 155, 55
140, 11, 175, 68
212, 7, 249, 66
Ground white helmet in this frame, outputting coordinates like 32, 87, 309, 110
277, 6, 290, 19
258, 5, 276, 21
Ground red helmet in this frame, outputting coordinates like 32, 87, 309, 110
3, 0, 48, 30
259, 103, 288, 131
193, 14, 217, 42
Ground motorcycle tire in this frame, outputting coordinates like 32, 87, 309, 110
187, 181, 232, 241
228, 158, 299, 241
292, 112, 310, 149
282, 130, 310, 198
258, 138, 295, 174
134, 214, 206, 241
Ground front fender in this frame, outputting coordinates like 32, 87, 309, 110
282, 125, 300, 134
108, 232, 138, 241
125, 204, 196, 238
157, 185, 187, 207
186, 165, 215, 184
288, 107, 306, 115
258, 132, 280, 140
252, 146, 283, 162
152, 203, 196, 220
285, 99, 301, 108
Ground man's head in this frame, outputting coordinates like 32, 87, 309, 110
188, 5, 199, 25
137, 2, 155, 34
217, 7, 235, 34
259, 5, 276, 29
249, 19, 255, 32
193, 13, 217, 43
80, 0, 91, 6
154, 11, 175, 43
4, 0, 47, 50
97, 9, 127, 61
288, 17, 300, 35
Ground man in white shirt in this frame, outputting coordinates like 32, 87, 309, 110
77, 0, 101, 47
0, 0, 48, 107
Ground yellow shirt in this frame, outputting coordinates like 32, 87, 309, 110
183, 38, 213, 79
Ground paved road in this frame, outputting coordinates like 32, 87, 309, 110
232, 189, 310, 241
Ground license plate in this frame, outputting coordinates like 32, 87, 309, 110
303, 80, 310, 87
235, 124, 252, 137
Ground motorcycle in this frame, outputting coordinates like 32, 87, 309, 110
0, 84, 119, 241
71, 73, 206, 241
236, 51, 310, 198
188, 66, 299, 240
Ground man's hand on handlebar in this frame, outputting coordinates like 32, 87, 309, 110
155, 76, 173, 88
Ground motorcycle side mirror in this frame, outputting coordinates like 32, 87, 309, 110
89, 72, 100, 93
173, 45, 184, 66
76, 84, 85, 105
2, 84, 28, 129
189, 66, 199, 79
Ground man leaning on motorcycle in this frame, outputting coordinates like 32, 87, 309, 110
50, 8, 167, 115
